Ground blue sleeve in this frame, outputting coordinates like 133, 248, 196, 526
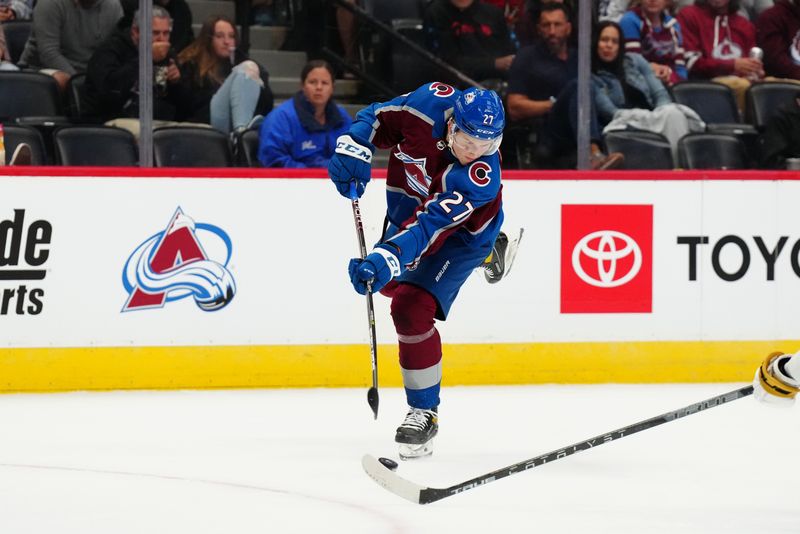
349, 93, 408, 148
385, 155, 501, 270
619, 12, 642, 40
632, 53, 672, 107
257, 106, 307, 168
672, 21, 689, 81
592, 74, 620, 124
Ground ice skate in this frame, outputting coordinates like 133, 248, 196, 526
395, 407, 438, 460
483, 228, 524, 283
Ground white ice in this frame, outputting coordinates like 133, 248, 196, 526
0, 384, 797, 533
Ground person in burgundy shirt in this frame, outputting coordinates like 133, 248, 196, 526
756, 0, 800, 79
678, 0, 764, 108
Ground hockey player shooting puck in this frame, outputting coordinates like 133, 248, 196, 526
378, 457, 398, 471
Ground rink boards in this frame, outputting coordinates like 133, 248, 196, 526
1, 167, 799, 392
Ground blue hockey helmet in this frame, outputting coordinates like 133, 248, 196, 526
451, 87, 505, 156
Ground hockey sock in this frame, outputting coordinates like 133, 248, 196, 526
391, 284, 441, 409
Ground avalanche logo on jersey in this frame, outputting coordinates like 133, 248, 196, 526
121, 208, 236, 312
468, 161, 492, 187
711, 38, 741, 60
395, 149, 432, 196
429, 82, 455, 97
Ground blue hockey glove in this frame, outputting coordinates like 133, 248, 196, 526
328, 134, 374, 199
348, 245, 402, 295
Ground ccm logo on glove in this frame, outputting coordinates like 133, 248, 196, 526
335, 135, 373, 163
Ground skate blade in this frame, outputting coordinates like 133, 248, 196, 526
504, 227, 524, 278
398, 440, 434, 460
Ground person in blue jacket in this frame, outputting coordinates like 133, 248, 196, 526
257, 60, 352, 167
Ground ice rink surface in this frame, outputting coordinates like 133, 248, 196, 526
0, 384, 798, 534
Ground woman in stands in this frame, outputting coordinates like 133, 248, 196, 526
591, 20, 703, 154
619, 0, 688, 86
256, 59, 352, 168
177, 15, 274, 136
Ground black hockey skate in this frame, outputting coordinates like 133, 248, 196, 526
395, 407, 438, 460
483, 228, 524, 284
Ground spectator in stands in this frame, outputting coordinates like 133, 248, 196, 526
528, 0, 587, 47
592, 20, 704, 156
118, 0, 194, 53
677, 0, 763, 110
672, 0, 775, 19
0, 24, 19, 70
527, 0, 576, 26
177, 14, 274, 136
601, 0, 631, 21
620, 0, 688, 85
424, 0, 517, 86
756, 0, 800, 79
83, 6, 184, 128
481, 0, 527, 47
0, 0, 33, 21
18, 0, 123, 91
758, 95, 800, 166
257, 59, 351, 168
506, 2, 623, 168
614, 0, 775, 20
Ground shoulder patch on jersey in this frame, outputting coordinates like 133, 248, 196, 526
428, 82, 455, 97
468, 161, 492, 187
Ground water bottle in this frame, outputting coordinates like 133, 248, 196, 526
747, 47, 763, 81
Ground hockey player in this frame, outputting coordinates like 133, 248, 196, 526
754, 351, 800, 404
328, 83, 505, 459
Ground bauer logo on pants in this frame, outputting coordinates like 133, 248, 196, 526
560, 204, 652, 313
121, 207, 236, 312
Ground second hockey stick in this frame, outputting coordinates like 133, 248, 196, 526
350, 185, 379, 419
363, 384, 754, 504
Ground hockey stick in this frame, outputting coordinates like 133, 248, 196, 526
363, 385, 754, 504
350, 184, 379, 419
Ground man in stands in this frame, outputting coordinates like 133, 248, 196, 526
506, 2, 623, 169
18, 0, 123, 91
677, 0, 764, 110
424, 0, 517, 85
118, 0, 194, 54
83, 6, 184, 132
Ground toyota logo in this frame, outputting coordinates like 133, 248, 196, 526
572, 230, 642, 288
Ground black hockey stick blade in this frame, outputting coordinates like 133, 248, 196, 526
367, 386, 379, 419
363, 385, 754, 504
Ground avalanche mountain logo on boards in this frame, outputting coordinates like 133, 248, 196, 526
122, 208, 236, 312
